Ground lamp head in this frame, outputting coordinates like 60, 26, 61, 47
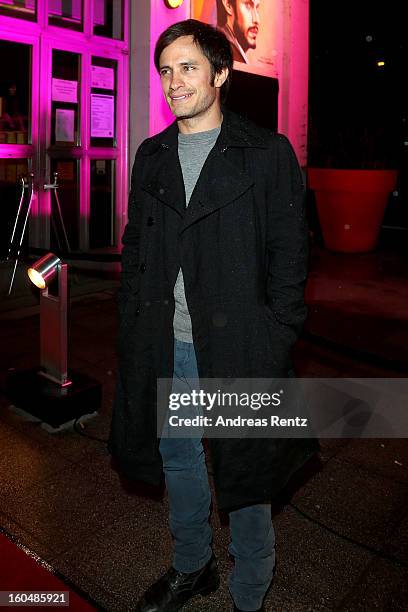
27, 253, 61, 289
164, 0, 184, 7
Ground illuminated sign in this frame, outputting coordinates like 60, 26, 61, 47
164, 0, 184, 7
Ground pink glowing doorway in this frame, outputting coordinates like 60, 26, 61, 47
0, 1, 129, 258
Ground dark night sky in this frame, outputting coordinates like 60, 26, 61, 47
308, 0, 406, 169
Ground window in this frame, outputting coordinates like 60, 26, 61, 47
90, 159, 115, 248
0, 0, 36, 21
48, 0, 83, 31
93, 0, 123, 40
51, 50, 80, 146
90, 57, 117, 148
0, 40, 31, 145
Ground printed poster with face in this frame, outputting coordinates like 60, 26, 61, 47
192, 0, 282, 79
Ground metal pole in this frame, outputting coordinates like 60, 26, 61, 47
7, 174, 34, 296
6, 175, 27, 262
44, 172, 71, 253
38, 262, 72, 387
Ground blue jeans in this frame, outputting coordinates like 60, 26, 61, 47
159, 339, 276, 611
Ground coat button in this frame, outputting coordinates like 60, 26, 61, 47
159, 188, 165, 195
140, 262, 146, 273
147, 216, 155, 226
135, 307, 140, 316
212, 311, 228, 327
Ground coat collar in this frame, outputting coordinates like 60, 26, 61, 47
140, 109, 267, 229
140, 108, 268, 156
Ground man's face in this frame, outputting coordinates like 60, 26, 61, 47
159, 35, 223, 122
231, 0, 261, 52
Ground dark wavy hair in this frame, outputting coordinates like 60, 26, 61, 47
154, 19, 233, 102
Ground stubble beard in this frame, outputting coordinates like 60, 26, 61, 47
169, 91, 217, 122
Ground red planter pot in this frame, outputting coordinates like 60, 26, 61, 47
307, 168, 398, 253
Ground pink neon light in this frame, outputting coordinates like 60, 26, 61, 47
279, 0, 309, 167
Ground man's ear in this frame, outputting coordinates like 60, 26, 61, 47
221, 0, 234, 18
214, 67, 229, 89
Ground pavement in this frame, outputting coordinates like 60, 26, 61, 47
0, 242, 407, 611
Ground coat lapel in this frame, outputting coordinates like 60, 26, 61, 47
181, 109, 268, 231
139, 109, 268, 227
180, 146, 254, 232
140, 122, 186, 217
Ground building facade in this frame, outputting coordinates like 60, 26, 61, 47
0, 0, 308, 262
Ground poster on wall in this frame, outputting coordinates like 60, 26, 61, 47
55, 108, 75, 142
91, 66, 115, 90
52, 79, 78, 103
91, 94, 114, 137
192, 0, 281, 78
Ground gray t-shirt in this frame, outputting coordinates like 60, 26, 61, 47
173, 125, 221, 343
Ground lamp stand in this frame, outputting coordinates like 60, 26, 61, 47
38, 262, 72, 386
6, 261, 101, 432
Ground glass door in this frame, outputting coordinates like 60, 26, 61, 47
0, 0, 129, 260
35, 41, 83, 253
36, 38, 127, 254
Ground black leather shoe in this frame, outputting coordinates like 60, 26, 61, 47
135, 553, 220, 611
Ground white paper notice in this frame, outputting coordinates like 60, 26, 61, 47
91, 66, 115, 90
55, 108, 75, 142
91, 94, 114, 138
52, 78, 78, 103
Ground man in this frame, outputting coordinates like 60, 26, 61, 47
217, 0, 261, 63
108, 18, 318, 612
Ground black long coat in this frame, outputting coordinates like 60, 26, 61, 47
108, 109, 318, 510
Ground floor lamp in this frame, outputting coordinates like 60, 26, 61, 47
6, 253, 101, 432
